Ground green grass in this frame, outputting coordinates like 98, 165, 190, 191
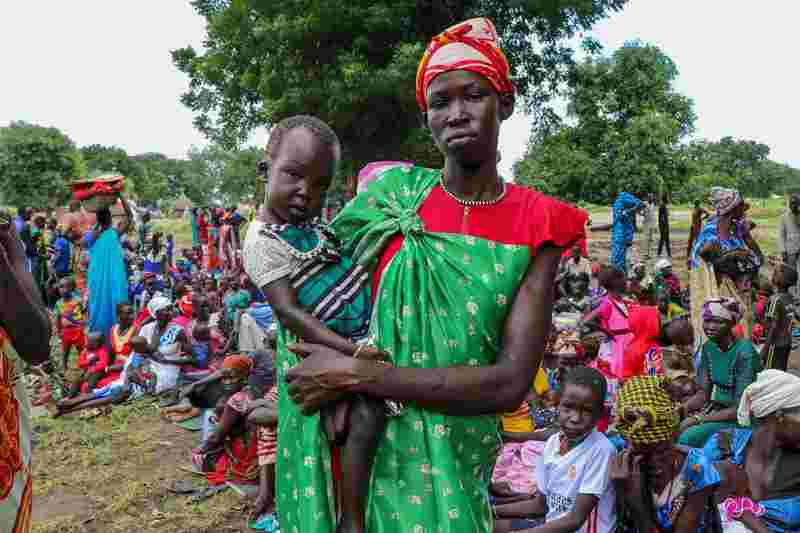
32, 399, 251, 533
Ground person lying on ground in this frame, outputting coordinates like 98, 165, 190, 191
54, 351, 154, 417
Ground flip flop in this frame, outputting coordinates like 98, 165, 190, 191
249, 513, 280, 532
188, 484, 228, 504
175, 415, 203, 431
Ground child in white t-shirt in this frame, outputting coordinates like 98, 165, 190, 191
493, 366, 617, 533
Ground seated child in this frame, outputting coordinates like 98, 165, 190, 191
493, 367, 617, 533
654, 258, 682, 301
55, 351, 154, 417
54, 277, 86, 370
68, 332, 111, 397
243, 115, 386, 533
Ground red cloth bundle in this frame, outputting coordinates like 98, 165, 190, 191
71, 175, 124, 201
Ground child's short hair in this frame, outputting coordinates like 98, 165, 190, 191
561, 366, 607, 413
265, 115, 341, 166
597, 265, 624, 289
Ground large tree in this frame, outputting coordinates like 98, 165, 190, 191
0, 121, 82, 209
188, 144, 262, 206
515, 41, 696, 203
173, 0, 627, 172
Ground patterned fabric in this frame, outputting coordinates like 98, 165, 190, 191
272, 165, 586, 533
54, 295, 84, 329
611, 193, 642, 274
652, 448, 720, 533
491, 441, 545, 494
710, 187, 742, 216
615, 375, 679, 446
223, 354, 253, 377
703, 297, 744, 324
0, 328, 32, 532
415, 18, 514, 111
690, 216, 748, 269
244, 221, 371, 341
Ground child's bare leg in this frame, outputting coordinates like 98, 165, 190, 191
338, 395, 385, 533
56, 394, 121, 416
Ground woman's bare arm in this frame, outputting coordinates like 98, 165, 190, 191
286, 245, 563, 415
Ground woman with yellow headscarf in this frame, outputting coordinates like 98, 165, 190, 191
612, 375, 722, 533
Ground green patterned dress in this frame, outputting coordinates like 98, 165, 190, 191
274, 166, 586, 533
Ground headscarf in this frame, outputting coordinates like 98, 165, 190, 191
738, 370, 800, 426
710, 187, 742, 216
147, 296, 172, 318
178, 294, 193, 318
357, 161, 413, 193
702, 297, 743, 324
655, 258, 672, 273
416, 18, 514, 112
615, 375, 680, 446
223, 354, 253, 378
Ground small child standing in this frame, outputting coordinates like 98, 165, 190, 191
243, 115, 385, 533
761, 263, 798, 370
54, 277, 86, 370
493, 367, 617, 533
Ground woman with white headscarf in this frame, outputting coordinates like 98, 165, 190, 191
689, 187, 764, 345
135, 296, 191, 393
702, 370, 800, 533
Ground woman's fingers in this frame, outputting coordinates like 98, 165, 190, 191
287, 343, 314, 358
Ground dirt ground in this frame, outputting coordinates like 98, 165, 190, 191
31, 399, 253, 533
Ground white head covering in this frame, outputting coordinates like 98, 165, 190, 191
655, 258, 672, 272
738, 370, 800, 426
147, 296, 172, 318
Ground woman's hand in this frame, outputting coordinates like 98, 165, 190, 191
286, 343, 367, 414
610, 450, 645, 501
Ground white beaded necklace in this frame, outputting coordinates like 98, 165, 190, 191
260, 223, 327, 261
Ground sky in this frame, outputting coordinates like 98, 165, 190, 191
2, 1, 798, 178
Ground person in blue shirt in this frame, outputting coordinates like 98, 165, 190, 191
50, 227, 72, 278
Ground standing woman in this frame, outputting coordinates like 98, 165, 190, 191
689, 187, 763, 344
0, 212, 51, 532
87, 196, 132, 339
276, 18, 587, 533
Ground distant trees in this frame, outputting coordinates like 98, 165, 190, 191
514, 42, 796, 204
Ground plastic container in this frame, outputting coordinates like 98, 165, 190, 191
71, 175, 124, 212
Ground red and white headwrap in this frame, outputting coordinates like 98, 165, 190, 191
416, 18, 514, 112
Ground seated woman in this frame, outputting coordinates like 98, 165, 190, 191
612, 375, 722, 532
191, 355, 265, 488
678, 297, 762, 447
703, 370, 800, 533
136, 297, 194, 394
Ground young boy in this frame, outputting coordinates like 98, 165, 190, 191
243, 115, 385, 533
54, 277, 86, 370
761, 263, 798, 370
493, 367, 617, 533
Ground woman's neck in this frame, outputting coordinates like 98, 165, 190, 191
716, 334, 735, 352
442, 158, 501, 201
